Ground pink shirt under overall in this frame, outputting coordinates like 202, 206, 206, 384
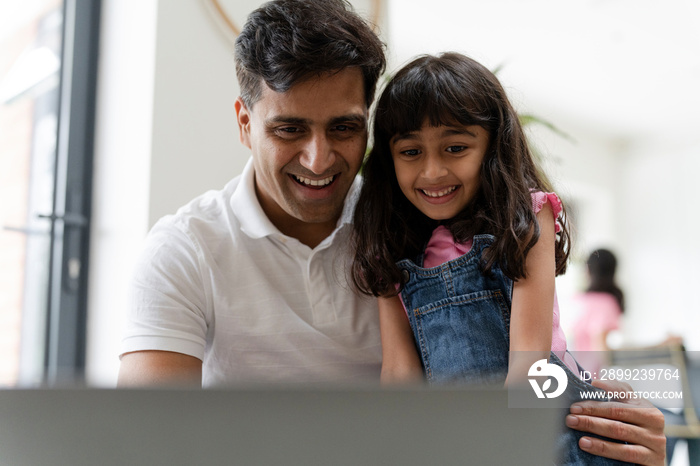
419, 192, 579, 375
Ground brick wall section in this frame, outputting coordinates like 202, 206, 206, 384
0, 21, 37, 387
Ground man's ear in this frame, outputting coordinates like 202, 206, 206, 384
235, 97, 252, 149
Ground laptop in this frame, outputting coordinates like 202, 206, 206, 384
0, 386, 559, 465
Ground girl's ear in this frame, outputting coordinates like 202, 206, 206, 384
235, 97, 252, 149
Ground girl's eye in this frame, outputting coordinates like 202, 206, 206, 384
401, 149, 421, 157
446, 145, 466, 154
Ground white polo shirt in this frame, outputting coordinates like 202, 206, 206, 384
121, 158, 382, 386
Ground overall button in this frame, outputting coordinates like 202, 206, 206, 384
402, 269, 410, 282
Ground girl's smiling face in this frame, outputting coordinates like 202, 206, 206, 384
390, 122, 489, 220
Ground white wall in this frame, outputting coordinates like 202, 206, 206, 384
148, 0, 244, 226
616, 136, 700, 347
88, 0, 158, 386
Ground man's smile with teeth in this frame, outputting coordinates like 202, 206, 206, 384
292, 174, 336, 187
421, 185, 458, 198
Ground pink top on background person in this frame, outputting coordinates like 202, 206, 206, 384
571, 292, 621, 352
569, 292, 621, 375
419, 192, 579, 375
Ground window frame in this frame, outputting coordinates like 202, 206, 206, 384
43, 0, 101, 385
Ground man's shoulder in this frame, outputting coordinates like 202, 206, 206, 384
152, 175, 243, 241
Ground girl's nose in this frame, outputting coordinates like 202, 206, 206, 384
299, 134, 335, 174
421, 153, 448, 180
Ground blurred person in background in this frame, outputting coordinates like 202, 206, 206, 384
572, 248, 624, 354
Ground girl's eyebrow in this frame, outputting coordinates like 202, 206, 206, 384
390, 131, 418, 144
391, 126, 479, 144
441, 126, 478, 138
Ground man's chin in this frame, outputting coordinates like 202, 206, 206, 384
286, 187, 351, 222
285, 199, 346, 224
292, 210, 342, 226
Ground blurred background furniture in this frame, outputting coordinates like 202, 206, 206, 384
608, 339, 700, 464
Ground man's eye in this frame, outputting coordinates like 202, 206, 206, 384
333, 124, 359, 133
275, 127, 303, 138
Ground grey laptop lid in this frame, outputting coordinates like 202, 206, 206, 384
0, 386, 559, 465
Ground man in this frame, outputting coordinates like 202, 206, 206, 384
119, 0, 385, 388
118, 1, 665, 463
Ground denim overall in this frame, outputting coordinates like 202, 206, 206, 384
397, 234, 633, 466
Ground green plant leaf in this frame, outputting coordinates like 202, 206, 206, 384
519, 113, 576, 143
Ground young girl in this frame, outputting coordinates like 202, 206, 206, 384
351, 52, 630, 465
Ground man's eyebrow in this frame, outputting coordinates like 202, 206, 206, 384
265, 116, 310, 126
264, 114, 367, 127
329, 114, 367, 126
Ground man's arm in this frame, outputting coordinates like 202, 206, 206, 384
566, 379, 666, 465
118, 350, 202, 388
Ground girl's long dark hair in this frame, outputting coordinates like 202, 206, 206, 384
351, 52, 571, 297
586, 249, 625, 313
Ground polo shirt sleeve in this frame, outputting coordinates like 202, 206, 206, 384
120, 218, 209, 361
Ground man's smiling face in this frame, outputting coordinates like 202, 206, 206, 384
236, 68, 368, 237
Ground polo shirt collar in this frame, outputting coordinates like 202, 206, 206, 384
231, 158, 279, 239
231, 157, 363, 240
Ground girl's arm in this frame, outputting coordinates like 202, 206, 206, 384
506, 204, 556, 386
378, 295, 424, 384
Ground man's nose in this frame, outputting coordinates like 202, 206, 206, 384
299, 134, 335, 174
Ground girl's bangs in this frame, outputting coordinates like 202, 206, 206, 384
378, 67, 487, 137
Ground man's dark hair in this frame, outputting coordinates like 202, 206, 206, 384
235, 0, 386, 109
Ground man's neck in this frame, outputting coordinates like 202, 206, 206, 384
252, 177, 344, 249
277, 218, 338, 249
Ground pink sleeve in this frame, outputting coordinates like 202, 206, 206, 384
531, 191, 563, 233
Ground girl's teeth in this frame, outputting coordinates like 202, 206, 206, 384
422, 186, 457, 198
294, 175, 334, 187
